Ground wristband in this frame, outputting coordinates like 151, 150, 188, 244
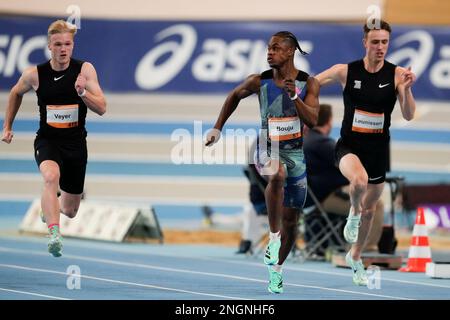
289, 93, 298, 101
78, 89, 86, 97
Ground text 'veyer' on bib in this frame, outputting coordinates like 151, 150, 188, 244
46, 105, 79, 128
352, 109, 384, 134
268, 117, 301, 141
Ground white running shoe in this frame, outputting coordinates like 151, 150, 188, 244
343, 209, 361, 244
345, 251, 368, 286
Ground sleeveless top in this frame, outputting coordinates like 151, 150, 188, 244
36, 58, 87, 140
341, 59, 397, 146
259, 69, 309, 150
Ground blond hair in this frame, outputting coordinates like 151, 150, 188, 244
47, 20, 77, 42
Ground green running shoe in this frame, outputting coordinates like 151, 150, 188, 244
267, 267, 283, 294
263, 239, 281, 265
343, 212, 361, 244
48, 226, 63, 258
345, 251, 368, 286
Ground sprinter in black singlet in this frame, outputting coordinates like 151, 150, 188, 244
2, 20, 106, 257
315, 19, 416, 286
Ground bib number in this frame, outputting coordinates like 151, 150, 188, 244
46, 105, 79, 128
268, 117, 301, 141
352, 109, 384, 133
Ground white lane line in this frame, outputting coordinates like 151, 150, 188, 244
0, 263, 248, 300
0, 287, 70, 300
5, 236, 446, 291
3, 237, 448, 291
0, 246, 410, 300
16, 237, 440, 289
199, 256, 450, 290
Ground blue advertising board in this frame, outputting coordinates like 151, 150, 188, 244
1, 16, 449, 99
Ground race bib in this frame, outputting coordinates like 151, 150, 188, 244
46, 105, 79, 128
352, 109, 384, 133
268, 117, 301, 141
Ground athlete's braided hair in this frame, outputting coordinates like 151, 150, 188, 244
273, 31, 308, 56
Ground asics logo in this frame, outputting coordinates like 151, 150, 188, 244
135, 24, 196, 90
54, 75, 65, 81
378, 83, 390, 88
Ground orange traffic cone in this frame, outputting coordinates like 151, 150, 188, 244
399, 207, 432, 272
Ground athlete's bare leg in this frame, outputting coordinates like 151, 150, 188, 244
264, 160, 285, 233
39, 160, 61, 226
278, 207, 300, 265
339, 153, 368, 216
60, 190, 82, 219
351, 183, 385, 260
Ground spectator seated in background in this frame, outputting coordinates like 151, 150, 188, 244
303, 104, 384, 254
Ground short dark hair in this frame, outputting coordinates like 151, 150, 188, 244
272, 31, 308, 55
363, 19, 392, 38
316, 104, 332, 127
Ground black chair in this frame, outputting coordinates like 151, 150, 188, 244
297, 187, 348, 261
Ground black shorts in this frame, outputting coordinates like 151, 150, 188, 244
34, 136, 88, 194
335, 138, 388, 184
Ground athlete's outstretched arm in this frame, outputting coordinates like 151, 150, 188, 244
205, 74, 260, 146
76, 62, 106, 116
314, 63, 347, 88
2, 67, 37, 144
396, 66, 416, 121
